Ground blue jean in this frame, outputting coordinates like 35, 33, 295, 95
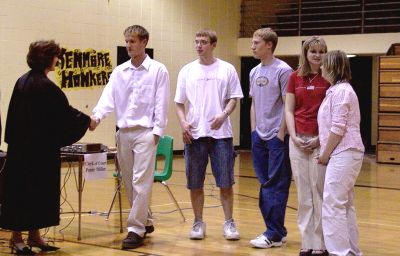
184, 137, 235, 189
251, 131, 292, 241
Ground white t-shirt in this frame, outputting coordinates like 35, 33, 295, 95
175, 58, 243, 139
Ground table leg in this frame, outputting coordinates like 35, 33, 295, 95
78, 158, 82, 240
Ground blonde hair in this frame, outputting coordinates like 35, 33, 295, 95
298, 36, 327, 76
124, 25, 149, 42
253, 27, 278, 52
322, 50, 352, 84
195, 29, 218, 44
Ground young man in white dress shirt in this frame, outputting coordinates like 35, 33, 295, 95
175, 29, 243, 241
91, 25, 170, 249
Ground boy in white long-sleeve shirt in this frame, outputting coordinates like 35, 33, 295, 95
91, 25, 170, 250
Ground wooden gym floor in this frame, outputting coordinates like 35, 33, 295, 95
0, 151, 399, 255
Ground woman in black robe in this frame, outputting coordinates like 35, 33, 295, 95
0, 40, 94, 255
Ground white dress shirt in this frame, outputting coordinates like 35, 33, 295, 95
93, 55, 170, 136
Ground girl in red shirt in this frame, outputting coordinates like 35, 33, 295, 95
285, 36, 330, 256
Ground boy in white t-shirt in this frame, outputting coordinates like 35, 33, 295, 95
174, 29, 243, 241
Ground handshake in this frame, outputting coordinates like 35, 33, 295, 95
89, 115, 100, 131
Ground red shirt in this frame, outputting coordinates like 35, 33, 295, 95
287, 70, 330, 136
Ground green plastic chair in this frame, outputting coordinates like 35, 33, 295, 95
154, 135, 186, 222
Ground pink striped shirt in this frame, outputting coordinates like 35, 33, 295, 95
317, 81, 364, 155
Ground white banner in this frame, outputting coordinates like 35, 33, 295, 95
83, 152, 107, 180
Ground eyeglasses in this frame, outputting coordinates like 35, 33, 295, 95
194, 40, 210, 46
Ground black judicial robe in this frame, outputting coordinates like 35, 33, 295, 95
0, 70, 90, 231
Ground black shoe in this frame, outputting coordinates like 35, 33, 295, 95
144, 225, 154, 237
312, 250, 329, 256
299, 249, 312, 256
27, 239, 60, 252
122, 232, 143, 249
9, 240, 36, 255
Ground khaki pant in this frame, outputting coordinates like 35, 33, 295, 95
323, 149, 363, 256
289, 136, 326, 250
116, 127, 156, 237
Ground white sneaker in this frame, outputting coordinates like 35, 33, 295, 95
250, 234, 283, 248
223, 219, 240, 240
189, 221, 206, 240
281, 235, 287, 243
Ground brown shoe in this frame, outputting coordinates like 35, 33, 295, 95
122, 232, 143, 249
144, 225, 154, 237
299, 249, 312, 256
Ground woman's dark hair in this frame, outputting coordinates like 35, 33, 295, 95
26, 40, 61, 71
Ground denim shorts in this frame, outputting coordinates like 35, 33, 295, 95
184, 137, 235, 189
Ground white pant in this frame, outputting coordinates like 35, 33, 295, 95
289, 136, 326, 250
323, 149, 363, 256
116, 127, 156, 237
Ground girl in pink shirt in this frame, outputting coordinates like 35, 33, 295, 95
317, 50, 364, 256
